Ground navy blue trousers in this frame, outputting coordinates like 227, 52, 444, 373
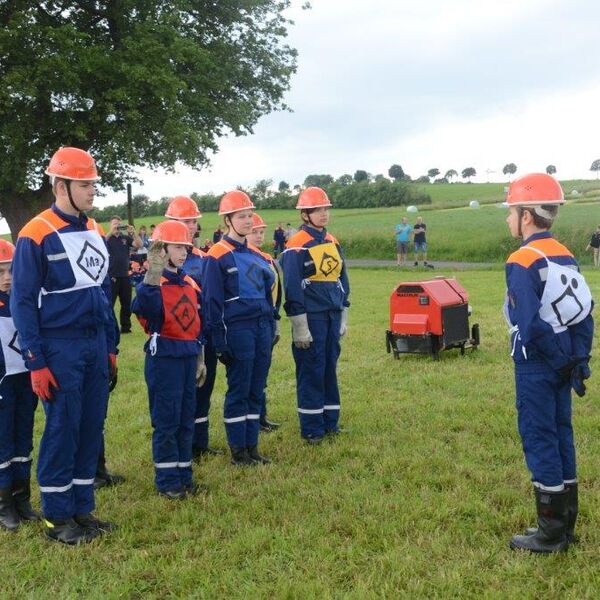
192, 336, 218, 450
223, 319, 273, 448
0, 372, 37, 487
37, 331, 108, 520
515, 362, 575, 488
292, 311, 342, 438
145, 354, 196, 492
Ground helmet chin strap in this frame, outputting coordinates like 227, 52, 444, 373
302, 209, 317, 228
64, 180, 83, 214
225, 215, 246, 238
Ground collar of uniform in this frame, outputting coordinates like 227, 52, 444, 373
0, 289, 9, 304
223, 234, 248, 250
162, 269, 186, 284
301, 224, 327, 241
51, 202, 88, 228
521, 231, 552, 246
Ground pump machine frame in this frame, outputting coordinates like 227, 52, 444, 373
385, 277, 480, 360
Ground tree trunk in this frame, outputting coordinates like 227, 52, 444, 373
0, 183, 54, 242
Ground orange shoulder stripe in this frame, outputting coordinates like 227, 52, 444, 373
285, 230, 312, 249
207, 239, 235, 259
325, 232, 339, 245
183, 275, 200, 291
191, 247, 206, 257
87, 218, 105, 235
19, 209, 69, 244
507, 238, 573, 268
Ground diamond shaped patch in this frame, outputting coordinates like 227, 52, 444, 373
171, 294, 197, 331
76, 241, 106, 281
319, 252, 340, 277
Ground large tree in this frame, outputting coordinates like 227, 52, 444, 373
427, 168, 440, 181
0, 1, 297, 237
388, 164, 405, 181
444, 169, 458, 182
546, 165, 557, 175
591, 159, 600, 179
461, 167, 476, 182
502, 163, 517, 180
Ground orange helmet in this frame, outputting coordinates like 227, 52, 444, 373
0, 239, 15, 263
45, 147, 100, 181
218, 190, 255, 215
165, 195, 202, 220
505, 173, 565, 207
296, 187, 332, 210
251, 213, 266, 229
150, 221, 192, 246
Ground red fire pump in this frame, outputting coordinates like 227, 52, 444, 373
386, 277, 480, 360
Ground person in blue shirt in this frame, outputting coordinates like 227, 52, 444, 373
394, 217, 412, 266
0, 240, 39, 532
11, 147, 118, 545
203, 191, 277, 466
280, 187, 350, 444
503, 173, 593, 553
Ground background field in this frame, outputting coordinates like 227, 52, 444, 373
2, 267, 600, 598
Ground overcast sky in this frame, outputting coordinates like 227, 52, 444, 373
99, 0, 600, 206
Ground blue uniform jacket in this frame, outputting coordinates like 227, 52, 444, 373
505, 232, 594, 370
280, 225, 350, 317
182, 247, 206, 288
203, 235, 275, 351
10, 204, 117, 370
132, 269, 202, 358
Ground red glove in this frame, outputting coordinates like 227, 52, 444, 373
109, 353, 117, 378
30, 367, 59, 401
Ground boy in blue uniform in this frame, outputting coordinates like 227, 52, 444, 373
11, 147, 118, 544
164, 195, 222, 459
0, 240, 39, 531
133, 220, 205, 499
203, 191, 277, 466
503, 173, 593, 553
280, 187, 350, 444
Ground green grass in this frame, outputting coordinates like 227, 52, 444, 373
2, 267, 600, 597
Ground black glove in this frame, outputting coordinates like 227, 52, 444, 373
571, 362, 591, 398
216, 348, 234, 367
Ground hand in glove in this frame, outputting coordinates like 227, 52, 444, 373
272, 320, 281, 348
196, 348, 207, 387
571, 362, 591, 398
144, 241, 167, 286
108, 353, 118, 392
31, 367, 59, 401
289, 314, 312, 349
339, 307, 349, 338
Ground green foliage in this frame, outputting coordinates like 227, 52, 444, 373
502, 163, 517, 177
353, 170, 369, 183
462, 167, 477, 181
304, 174, 334, 188
427, 168, 440, 180
590, 159, 600, 176
546, 165, 557, 175
445, 169, 458, 181
388, 164, 405, 181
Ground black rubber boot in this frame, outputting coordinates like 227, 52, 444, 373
260, 417, 281, 433
510, 487, 569, 553
12, 479, 40, 521
247, 446, 271, 465
0, 486, 20, 532
230, 447, 256, 466
94, 453, 125, 489
44, 518, 99, 545
525, 482, 579, 543
74, 513, 117, 534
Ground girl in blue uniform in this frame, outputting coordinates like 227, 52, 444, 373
0, 240, 39, 531
280, 187, 350, 444
203, 191, 276, 465
132, 220, 205, 499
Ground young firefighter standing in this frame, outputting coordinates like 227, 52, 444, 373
0, 240, 39, 531
132, 220, 205, 499
203, 191, 276, 465
503, 173, 593, 553
247, 212, 282, 432
11, 147, 118, 544
164, 195, 222, 459
280, 187, 350, 444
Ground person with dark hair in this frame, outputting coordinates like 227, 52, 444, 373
273, 223, 286, 257
585, 225, 600, 267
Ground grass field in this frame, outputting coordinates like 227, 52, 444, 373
2, 267, 600, 598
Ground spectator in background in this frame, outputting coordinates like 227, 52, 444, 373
132, 225, 149, 264
212, 225, 223, 244
273, 222, 286, 257
106, 216, 142, 333
585, 225, 600, 267
413, 216, 433, 269
394, 217, 412, 266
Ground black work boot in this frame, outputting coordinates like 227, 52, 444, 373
12, 479, 40, 521
230, 447, 256, 466
44, 518, 99, 545
260, 417, 281, 433
525, 482, 579, 543
94, 453, 125, 489
247, 446, 271, 465
0, 487, 20, 532
74, 513, 117, 534
510, 487, 569, 553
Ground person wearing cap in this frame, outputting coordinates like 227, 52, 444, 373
280, 187, 350, 444
247, 212, 282, 432
164, 195, 223, 459
0, 240, 39, 532
10, 147, 118, 544
203, 191, 277, 466
132, 220, 205, 499
503, 173, 593, 553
